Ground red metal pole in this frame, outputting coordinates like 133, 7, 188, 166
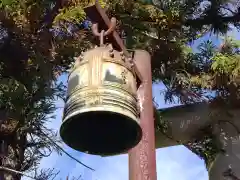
129, 50, 157, 180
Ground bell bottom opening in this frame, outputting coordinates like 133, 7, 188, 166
60, 111, 142, 156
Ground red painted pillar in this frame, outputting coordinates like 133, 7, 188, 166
129, 50, 157, 180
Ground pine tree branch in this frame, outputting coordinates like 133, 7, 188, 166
40, 0, 69, 30
185, 13, 240, 28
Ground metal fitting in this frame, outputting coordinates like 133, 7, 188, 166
109, 48, 114, 58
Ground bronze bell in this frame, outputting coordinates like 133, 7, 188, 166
60, 44, 142, 156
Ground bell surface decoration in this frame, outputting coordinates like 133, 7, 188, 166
60, 44, 142, 156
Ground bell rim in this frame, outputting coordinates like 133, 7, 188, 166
60, 109, 142, 156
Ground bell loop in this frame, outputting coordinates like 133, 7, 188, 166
100, 30, 105, 46
91, 17, 117, 46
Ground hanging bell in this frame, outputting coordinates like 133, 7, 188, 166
60, 44, 142, 156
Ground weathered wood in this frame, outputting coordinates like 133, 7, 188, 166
84, 2, 143, 84
128, 50, 157, 180
84, 3, 125, 52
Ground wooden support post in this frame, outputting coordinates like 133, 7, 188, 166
129, 50, 157, 180
84, 2, 157, 179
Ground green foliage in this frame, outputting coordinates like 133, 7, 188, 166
159, 36, 240, 168
0, 78, 27, 110
0, 0, 240, 178
211, 38, 240, 82
0, 0, 16, 6
53, 0, 105, 25
186, 125, 221, 169
211, 53, 239, 74
54, 6, 86, 25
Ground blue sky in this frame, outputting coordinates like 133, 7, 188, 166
35, 79, 208, 180
23, 27, 240, 180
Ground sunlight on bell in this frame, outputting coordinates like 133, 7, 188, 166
60, 45, 142, 156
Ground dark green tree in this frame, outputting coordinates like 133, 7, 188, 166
0, 0, 240, 179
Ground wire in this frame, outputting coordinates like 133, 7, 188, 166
0, 130, 94, 180
40, 130, 95, 171
0, 166, 36, 179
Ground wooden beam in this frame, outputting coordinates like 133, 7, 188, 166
84, 2, 126, 53
84, 1, 143, 84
